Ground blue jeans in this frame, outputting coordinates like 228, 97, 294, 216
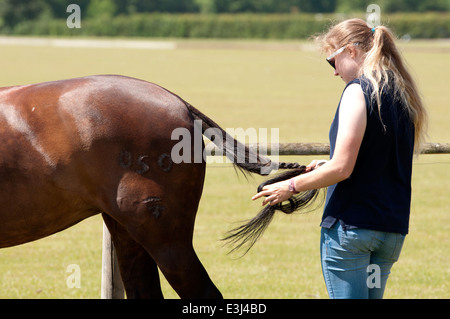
320, 223, 405, 299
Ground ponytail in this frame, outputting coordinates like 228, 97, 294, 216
364, 25, 428, 152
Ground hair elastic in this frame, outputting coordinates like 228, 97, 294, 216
371, 27, 376, 33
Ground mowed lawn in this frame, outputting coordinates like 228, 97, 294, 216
0, 38, 448, 298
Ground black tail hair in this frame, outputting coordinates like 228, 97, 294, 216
184, 102, 323, 255
222, 168, 324, 256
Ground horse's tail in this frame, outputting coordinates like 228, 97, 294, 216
184, 101, 323, 255
185, 101, 284, 176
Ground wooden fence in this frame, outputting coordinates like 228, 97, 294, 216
241, 142, 450, 155
101, 142, 450, 298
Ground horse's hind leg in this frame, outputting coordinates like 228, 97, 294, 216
130, 206, 223, 299
137, 200, 223, 299
102, 213, 163, 299
157, 239, 223, 299
109, 169, 222, 299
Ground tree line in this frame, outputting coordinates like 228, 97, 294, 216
1, 0, 449, 29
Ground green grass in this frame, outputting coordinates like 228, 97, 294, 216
0, 38, 448, 298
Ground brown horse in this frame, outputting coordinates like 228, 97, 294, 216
0, 75, 317, 298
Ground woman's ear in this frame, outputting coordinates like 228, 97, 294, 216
347, 45, 358, 58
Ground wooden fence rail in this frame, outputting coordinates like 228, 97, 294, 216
101, 141, 449, 298
242, 142, 450, 155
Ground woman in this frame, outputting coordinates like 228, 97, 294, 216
252, 19, 427, 298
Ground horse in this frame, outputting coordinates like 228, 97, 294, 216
0, 75, 320, 298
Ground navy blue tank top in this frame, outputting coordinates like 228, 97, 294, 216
321, 76, 415, 235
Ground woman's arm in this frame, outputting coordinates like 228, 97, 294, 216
252, 83, 367, 206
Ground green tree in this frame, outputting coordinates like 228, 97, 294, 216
87, 0, 117, 18
113, 0, 200, 14
0, 0, 51, 28
214, 0, 337, 13
383, 0, 449, 12
337, 0, 450, 13
195, 0, 217, 13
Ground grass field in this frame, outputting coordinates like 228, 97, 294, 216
0, 37, 448, 299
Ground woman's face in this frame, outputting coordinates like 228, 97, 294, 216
328, 45, 364, 84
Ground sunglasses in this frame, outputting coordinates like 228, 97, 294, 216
326, 45, 347, 69
326, 42, 360, 69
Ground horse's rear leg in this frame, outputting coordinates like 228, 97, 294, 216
152, 237, 223, 299
110, 172, 222, 299
131, 227, 223, 298
102, 213, 163, 299
122, 203, 223, 299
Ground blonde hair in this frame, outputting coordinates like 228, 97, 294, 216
316, 18, 427, 153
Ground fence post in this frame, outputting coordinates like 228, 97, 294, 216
101, 222, 125, 299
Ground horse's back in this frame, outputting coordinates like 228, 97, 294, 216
0, 75, 190, 158
0, 75, 197, 247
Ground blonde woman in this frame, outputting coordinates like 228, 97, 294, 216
252, 18, 427, 298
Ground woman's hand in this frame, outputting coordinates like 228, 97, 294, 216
251, 180, 292, 206
251, 160, 327, 207
305, 159, 327, 172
